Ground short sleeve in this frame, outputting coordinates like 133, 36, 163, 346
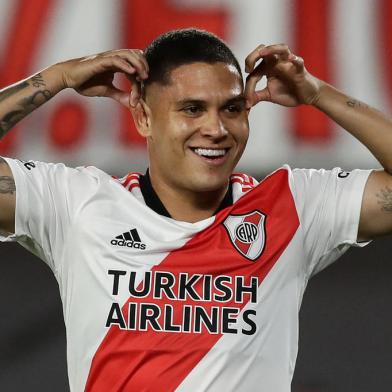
288, 166, 372, 278
0, 157, 100, 275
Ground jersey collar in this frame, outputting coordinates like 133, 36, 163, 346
139, 169, 233, 218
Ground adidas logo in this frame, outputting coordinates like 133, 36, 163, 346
111, 228, 146, 250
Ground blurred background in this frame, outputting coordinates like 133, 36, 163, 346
0, 0, 391, 391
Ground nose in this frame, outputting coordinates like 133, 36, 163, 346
200, 111, 228, 140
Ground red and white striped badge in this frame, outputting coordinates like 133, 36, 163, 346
223, 210, 267, 261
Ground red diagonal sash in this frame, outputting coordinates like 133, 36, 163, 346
85, 169, 299, 391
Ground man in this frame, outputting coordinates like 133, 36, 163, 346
0, 28, 391, 391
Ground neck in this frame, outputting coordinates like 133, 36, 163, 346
149, 172, 230, 223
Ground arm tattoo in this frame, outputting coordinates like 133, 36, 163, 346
0, 74, 52, 139
376, 185, 392, 213
346, 99, 369, 109
25, 89, 52, 106
0, 176, 15, 195
0, 110, 26, 137
30, 73, 46, 88
0, 81, 29, 103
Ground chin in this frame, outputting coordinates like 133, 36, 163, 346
187, 172, 230, 193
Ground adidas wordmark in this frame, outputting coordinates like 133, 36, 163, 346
111, 228, 146, 250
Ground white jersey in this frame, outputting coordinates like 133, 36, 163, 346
0, 157, 371, 392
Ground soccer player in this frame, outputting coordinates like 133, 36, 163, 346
0, 29, 391, 391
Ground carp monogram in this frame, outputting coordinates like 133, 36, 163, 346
223, 210, 267, 261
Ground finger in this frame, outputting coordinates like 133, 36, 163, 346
245, 43, 291, 73
135, 49, 149, 73
99, 55, 137, 76
289, 53, 305, 71
244, 61, 266, 106
245, 44, 266, 73
244, 55, 279, 95
259, 43, 291, 60
96, 48, 148, 72
106, 50, 149, 79
122, 50, 149, 79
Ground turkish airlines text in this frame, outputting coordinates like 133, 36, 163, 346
105, 270, 259, 335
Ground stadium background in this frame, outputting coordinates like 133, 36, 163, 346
0, 0, 392, 391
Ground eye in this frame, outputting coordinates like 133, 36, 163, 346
182, 105, 203, 116
225, 104, 242, 114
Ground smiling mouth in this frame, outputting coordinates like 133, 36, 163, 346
190, 147, 229, 159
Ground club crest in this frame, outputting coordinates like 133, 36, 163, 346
223, 210, 266, 261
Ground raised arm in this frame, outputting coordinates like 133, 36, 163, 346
244, 43, 392, 240
312, 84, 392, 240
0, 49, 149, 235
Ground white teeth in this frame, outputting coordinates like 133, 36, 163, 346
194, 148, 226, 157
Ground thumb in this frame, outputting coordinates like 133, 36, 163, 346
254, 87, 271, 104
104, 85, 132, 108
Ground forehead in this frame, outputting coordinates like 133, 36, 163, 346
147, 62, 243, 103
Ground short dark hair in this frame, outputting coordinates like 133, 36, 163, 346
143, 28, 242, 89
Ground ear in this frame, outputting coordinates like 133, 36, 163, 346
130, 99, 152, 138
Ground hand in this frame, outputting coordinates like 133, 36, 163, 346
57, 49, 149, 107
244, 44, 323, 109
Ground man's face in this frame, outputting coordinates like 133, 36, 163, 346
144, 61, 249, 194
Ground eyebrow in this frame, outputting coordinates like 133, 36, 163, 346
224, 95, 247, 106
175, 94, 246, 107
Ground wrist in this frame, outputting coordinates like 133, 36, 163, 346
310, 81, 333, 108
299, 76, 323, 106
39, 63, 70, 94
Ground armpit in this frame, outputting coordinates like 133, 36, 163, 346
0, 174, 15, 195
376, 185, 392, 213
0, 157, 15, 195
